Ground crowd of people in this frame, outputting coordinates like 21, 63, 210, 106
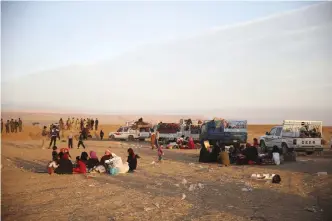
58, 117, 99, 131
48, 147, 140, 175
1, 118, 23, 134
199, 138, 284, 166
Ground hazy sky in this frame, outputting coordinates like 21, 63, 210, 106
2, 1, 318, 82
1, 1, 331, 124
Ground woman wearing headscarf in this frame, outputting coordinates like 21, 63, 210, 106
87, 151, 99, 170
127, 148, 140, 172
73, 152, 88, 174
100, 149, 112, 167
187, 137, 195, 149
55, 152, 73, 174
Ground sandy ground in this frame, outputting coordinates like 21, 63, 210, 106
1, 120, 332, 221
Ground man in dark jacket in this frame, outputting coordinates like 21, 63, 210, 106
49, 125, 60, 149
77, 132, 86, 149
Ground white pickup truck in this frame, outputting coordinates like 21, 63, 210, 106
153, 120, 202, 143
108, 126, 150, 141
259, 120, 323, 154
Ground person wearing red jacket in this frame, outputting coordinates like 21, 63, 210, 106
73, 152, 87, 174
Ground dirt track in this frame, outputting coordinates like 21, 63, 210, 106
2, 134, 332, 221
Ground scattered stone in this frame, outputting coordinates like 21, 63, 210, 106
174, 184, 180, 187
181, 178, 188, 185
144, 207, 154, 212
198, 183, 204, 189
304, 207, 317, 213
317, 172, 328, 176
181, 193, 186, 200
154, 203, 160, 209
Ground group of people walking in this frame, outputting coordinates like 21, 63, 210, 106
58, 117, 99, 131
1, 118, 23, 134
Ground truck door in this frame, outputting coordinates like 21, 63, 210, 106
122, 127, 129, 139
265, 127, 277, 148
272, 127, 282, 148
114, 127, 123, 139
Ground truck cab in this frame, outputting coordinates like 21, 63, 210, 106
260, 120, 323, 154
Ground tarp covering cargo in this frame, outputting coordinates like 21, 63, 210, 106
157, 123, 180, 134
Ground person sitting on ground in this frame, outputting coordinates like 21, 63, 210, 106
243, 143, 259, 165
253, 138, 259, 148
127, 148, 140, 172
187, 137, 195, 149
80, 151, 89, 165
52, 146, 59, 161
60, 147, 72, 159
55, 152, 73, 174
73, 153, 87, 174
100, 149, 112, 168
48, 146, 59, 174
87, 151, 99, 170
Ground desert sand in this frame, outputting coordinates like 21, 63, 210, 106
1, 112, 332, 221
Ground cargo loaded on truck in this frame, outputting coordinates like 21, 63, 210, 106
108, 118, 151, 141
259, 120, 323, 154
153, 119, 203, 144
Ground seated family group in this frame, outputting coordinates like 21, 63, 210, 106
48, 147, 140, 175
199, 138, 283, 165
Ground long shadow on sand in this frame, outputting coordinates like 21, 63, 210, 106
91, 168, 329, 221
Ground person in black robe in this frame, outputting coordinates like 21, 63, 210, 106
55, 152, 73, 174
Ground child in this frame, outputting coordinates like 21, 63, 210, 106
77, 132, 86, 149
68, 131, 73, 149
157, 145, 164, 162
73, 154, 87, 174
48, 146, 59, 174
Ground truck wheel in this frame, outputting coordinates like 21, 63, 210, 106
109, 135, 115, 140
306, 151, 314, 155
139, 138, 145, 141
282, 143, 288, 155
260, 140, 267, 153
128, 135, 134, 141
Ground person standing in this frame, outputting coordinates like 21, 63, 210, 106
100, 130, 104, 140
91, 119, 95, 130
5, 120, 10, 134
68, 131, 74, 149
1, 118, 3, 133
95, 118, 99, 131
10, 119, 14, 132
49, 125, 60, 149
150, 129, 156, 150
18, 118, 23, 132
14, 120, 18, 133
77, 132, 86, 149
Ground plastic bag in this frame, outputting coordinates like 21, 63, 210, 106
273, 152, 280, 165
109, 167, 119, 176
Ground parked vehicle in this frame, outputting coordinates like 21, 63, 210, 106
259, 120, 323, 154
153, 119, 203, 143
199, 119, 248, 146
108, 122, 151, 141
